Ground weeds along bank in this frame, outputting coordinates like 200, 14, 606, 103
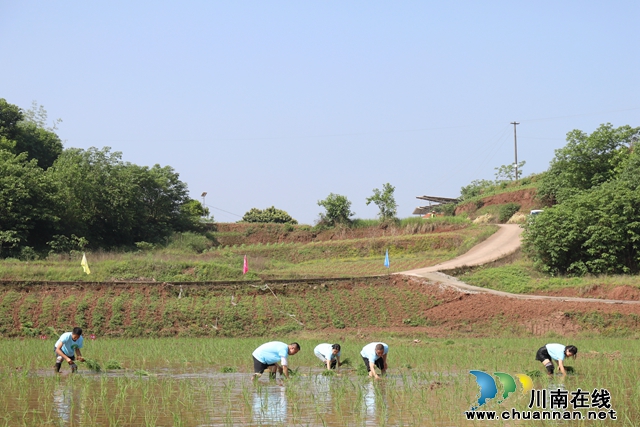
0, 276, 448, 338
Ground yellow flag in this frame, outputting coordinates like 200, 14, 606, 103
81, 253, 91, 275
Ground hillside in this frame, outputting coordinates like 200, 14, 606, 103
3, 274, 639, 339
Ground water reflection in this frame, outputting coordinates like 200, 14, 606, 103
53, 379, 84, 425
53, 383, 71, 423
363, 381, 389, 426
252, 383, 287, 425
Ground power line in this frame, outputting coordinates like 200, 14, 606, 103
203, 204, 243, 218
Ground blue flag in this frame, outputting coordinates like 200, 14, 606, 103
384, 249, 389, 268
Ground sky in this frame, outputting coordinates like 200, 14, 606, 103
2, 1, 639, 224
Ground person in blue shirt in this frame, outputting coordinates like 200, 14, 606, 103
535, 343, 578, 376
360, 342, 388, 379
314, 343, 341, 370
54, 327, 85, 373
252, 341, 300, 379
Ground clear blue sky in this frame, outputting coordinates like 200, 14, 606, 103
2, 2, 639, 224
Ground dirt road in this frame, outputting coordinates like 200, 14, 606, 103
402, 224, 523, 275
399, 224, 640, 305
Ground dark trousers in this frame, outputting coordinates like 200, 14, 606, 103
362, 356, 384, 372
54, 352, 75, 372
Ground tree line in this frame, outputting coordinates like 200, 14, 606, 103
523, 123, 640, 275
241, 183, 398, 226
0, 99, 205, 258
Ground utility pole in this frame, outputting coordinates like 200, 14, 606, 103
511, 122, 520, 182
201, 192, 207, 218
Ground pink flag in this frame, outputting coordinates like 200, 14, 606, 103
243, 255, 248, 275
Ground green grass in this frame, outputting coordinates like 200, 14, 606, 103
456, 256, 640, 294
0, 336, 637, 426
0, 223, 493, 282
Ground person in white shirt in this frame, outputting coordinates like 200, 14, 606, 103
54, 327, 85, 373
535, 343, 578, 376
252, 341, 300, 379
314, 343, 342, 370
360, 342, 388, 379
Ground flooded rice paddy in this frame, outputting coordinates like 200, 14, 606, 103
2, 366, 638, 426
3, 368, 462, 426
1, 337, 639, 426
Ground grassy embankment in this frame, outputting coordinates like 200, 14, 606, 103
450, 252, 640, 294
0, 217, 487, 282
0, 218, 500, 338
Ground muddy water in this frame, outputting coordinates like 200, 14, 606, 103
4, 368, 457, 426
5, 368, 633, 426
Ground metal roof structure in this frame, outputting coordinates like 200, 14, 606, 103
416, 195, 460, 204
413, 195, 459, 216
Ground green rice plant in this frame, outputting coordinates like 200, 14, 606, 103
220, 366, 237, 373
84, 358, 102, 372
105, 360, 122, 369
526, 369, 542, 378
356, 363, 369, 376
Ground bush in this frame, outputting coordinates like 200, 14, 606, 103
167, 232, 213, 253
317, 193, 354, 226
523, 178, 640, 275
498, 203, 521, 223
241, 206, 297, 224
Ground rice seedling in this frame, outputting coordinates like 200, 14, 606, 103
0, 336, 636, 425
105, 360, 122, 369
84, 358, 101, 372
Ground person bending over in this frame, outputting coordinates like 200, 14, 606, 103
252, 341, 300, 380
314, 343, 342, 370
535, 343, 577, 376
54, 327, 85, 373
360, 342, 388, 379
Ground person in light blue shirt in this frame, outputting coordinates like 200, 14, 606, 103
535, 343, 578, 376
54, 327, 85, 373
360, 342, 388, 379
314, 343, 342, 370
252, 341, 300, 379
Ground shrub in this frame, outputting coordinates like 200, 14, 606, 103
317, 193, 354, 226
241, 206, 297, 224
167, 232, 213, 253
498, 203, 521, 223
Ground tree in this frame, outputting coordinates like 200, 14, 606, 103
366, 183, 397, 221
317, 193, 354, 226
460, 179, 494, 200
523, 179, 640, 275
242, 206, 297, 224
494, 161, 526, 182
538, 123, 640, 204
181, 199, 210, 219
0, 99, 63, 169
48, 147, 195, 248
0, 151, 57, 256
524, 130, 640, 275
